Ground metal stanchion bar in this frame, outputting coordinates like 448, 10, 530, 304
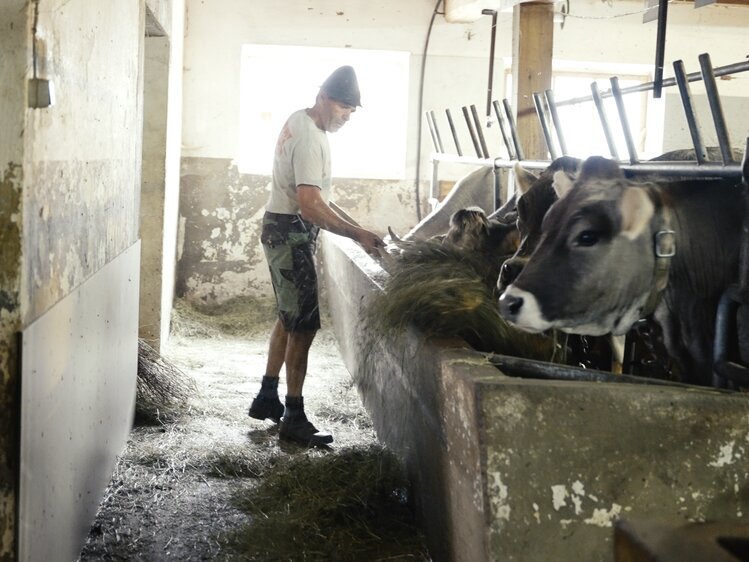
610, 77, 639, 164
429, 110, 445, 154
470, 104, 490, 158
425, 111, 440, 153
699, 53, 734, 164
653, 0, 668, 98
552, 60, 749, 109
502, 98, 525, 161
462, 106, 483, 158
673, 59, 708, 164
493, 99, 515, 159
591, 82, 619, 160
545, 89, 568, 156
445, 109, 463, 157
533, 92, 558, 160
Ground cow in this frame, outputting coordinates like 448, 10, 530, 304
389, 165, 498, 243
498, 155, 746, 386
497, 156, 582, 292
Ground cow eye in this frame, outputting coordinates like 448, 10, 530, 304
575, 230, 600, 246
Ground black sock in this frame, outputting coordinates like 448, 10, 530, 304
284, 395, 304, 419
258, 375, 279, 399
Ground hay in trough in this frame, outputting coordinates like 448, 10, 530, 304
368, 240, 559, 361
228, 444, 429, 561
136, 338, 198, 425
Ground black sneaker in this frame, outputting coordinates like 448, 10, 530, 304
248, 395, 285, 423
279, 415, 334, 446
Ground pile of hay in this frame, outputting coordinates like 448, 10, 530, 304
136, 338, 198, 425
368, 241, 559, 361
228, 444, 429, 561
170, 295, 278, 339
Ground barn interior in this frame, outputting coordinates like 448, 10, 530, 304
2, 0, 749, 561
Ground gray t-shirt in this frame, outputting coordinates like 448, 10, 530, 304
266, 109, 331, 215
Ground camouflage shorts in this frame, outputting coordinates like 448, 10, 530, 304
261, 212, 321, 332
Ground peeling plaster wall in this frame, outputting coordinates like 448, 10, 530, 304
23, 0, 142, 322
179, 0, 749, 304
0, 2, 28, 559
0, 1, 144, 559
177, 158, 417, 304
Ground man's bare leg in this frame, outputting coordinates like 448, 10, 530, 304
280, 328, 333, 445
264, 319, 288, 378
284, 329, 316, 396
248, 319, 289, 423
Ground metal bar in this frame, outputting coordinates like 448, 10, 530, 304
445, 109, 463, 157
552, 59, 749, 109
429, 110, 445, 154
492, 168, 502, 212
488, 354, 691, 387
544, 89, 568, 156
533, 92, 558, 159
430, 152, 744, 178
481, 9, 498, 125
425, 111, 440, 153
673, 59, 707, 164
610, 77, 639, 164
470, 104, 490, 158
653, 0, 668, 98
502, 98, 525, 161
461, 106, 483, 158
493, 99, 515, 159
429, 159, 440, 211
713, 286, 741, 388
591, 81, 619, 160
699, 53, 734, 164
740, 136, 749, 287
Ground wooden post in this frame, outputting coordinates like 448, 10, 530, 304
512, 1, 555, 160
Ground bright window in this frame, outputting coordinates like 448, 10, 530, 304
238, 44, 409, 179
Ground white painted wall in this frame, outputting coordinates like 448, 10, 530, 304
182, 0, 749, 179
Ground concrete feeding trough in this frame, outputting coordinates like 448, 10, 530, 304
320, 232, 749, 562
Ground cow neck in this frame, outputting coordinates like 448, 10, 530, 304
641, 186, 676, 317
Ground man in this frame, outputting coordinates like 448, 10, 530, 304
249, 65, 384, 446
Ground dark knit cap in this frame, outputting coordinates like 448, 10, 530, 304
321, 65, 362, 107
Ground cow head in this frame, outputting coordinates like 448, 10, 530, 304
497, 156, 582, 292
499, 156, 660, 337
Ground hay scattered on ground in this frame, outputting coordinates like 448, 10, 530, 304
170, 295, 278, 339
136, 338, 198, 425
81, 298, 427, 561
369, 241, 559, 361
228, 445, 429, 562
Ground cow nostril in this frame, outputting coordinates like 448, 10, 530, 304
499, 293, 524, 317
508, 295, 524, 315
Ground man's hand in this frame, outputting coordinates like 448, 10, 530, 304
355, 228, 385, 259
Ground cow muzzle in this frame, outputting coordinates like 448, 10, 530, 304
498, 286, 551, 333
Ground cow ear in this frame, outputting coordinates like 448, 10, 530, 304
513, 163, 537, 197
619, 187, 654, 240
552, 170, 575, 199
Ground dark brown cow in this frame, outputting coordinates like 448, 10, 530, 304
499, 156, 746, 386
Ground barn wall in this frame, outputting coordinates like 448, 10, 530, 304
0, 2, 27, 558
0, 0, 147, 559
178, 0, 749, 304
140, 0, 185, 351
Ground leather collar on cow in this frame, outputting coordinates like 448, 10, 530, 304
642, 190, 676, 317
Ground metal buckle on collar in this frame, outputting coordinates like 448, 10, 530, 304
654, 229, 676, 258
